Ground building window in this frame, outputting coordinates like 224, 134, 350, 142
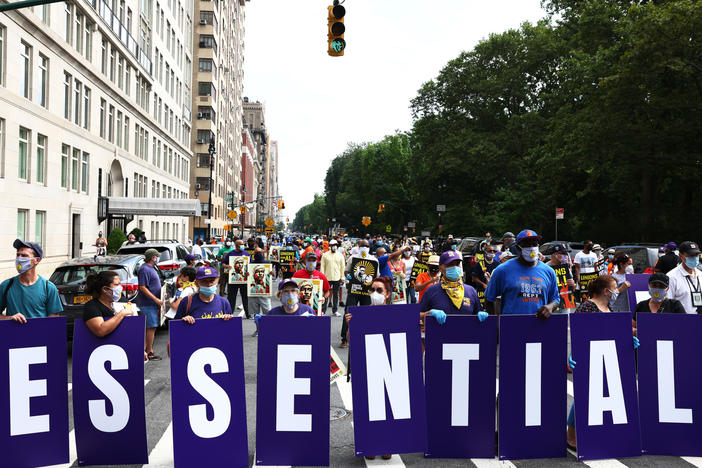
18, 127, 29, 180
117, 56, 124, 89
101, 38, 107, 74
116, 111, 122, 148
198, 35, 216, 53
37, 54, 48, 108
198, 81, 214, 97
20, 42, 31, 99
199, 10, 215, 27
197, 106, 215, 121
73, 79, 82, 125
99, 98, 105, 138
123, 116, 129, 150
82, 87, 90, 129
63, 72, 71, 120
109, 47, 115, 81
36, 134, 46, 184
17, 209, 27, 240
81, 152, 88, 192
198, 58, 215, 76
0, 25, 5, 86
65, 2, 73, 45
74, 12, 83, 54
83, 19, 92, 60
197, 153, 210, 167
124, 65, 130, 96
0, 118, 5, 178
108, 105, 114, 142
61, 144, 69, 188
37, 4, 49, 24
71, 148, 79, 190
196, 130, 211, 144
35, 211, 45, 248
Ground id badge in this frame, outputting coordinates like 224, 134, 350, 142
692, 292, 702, 307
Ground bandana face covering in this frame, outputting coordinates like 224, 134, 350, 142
440, 276, 465, 309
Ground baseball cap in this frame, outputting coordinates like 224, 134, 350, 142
196, 266, 219, 279
329, 240, 338, 246
648, 272, 669, 287
607, 248, 615, 254
427, 255, 440, 266
278, 278, 298, 291
552, 243, 569, 254
502, 232, 515, 239
185, 254, 198, 263
304, 251, 318, 260
13, 239, 43, 258
144, 248, 160, 261
439, 250, 462, 265
304, 237, 312, 243
679, 241, 700, 256
516, 229, 542, 243
593, 244, 602, 251
664, 242, 677, 251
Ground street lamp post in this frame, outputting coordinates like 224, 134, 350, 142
206, 133, 216, 241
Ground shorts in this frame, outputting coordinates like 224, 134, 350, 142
141, 305, 160, 328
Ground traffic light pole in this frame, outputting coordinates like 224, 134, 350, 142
206, 135, 215, 241
0, 0, 66, 12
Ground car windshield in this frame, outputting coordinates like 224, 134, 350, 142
50, 265, 129, 285
117, 246, 172, 261
540, 244, 557, 255
613, 247, 651, 274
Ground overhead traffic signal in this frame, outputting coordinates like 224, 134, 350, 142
327, 3, 345, 57
278, 199, 285, 210
377, 203, 386, 213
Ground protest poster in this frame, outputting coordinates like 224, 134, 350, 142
570, 312, 641, 461
551, 264, 576, 309
294, 277, 323, 315
330, 346, 347, 384
392, 272, 406, 303
256, 316, 331, 466
0, 317, 68, 468
636, 314, 702, 456
170, 318, 248, 468
409, 261, 429, 286
424, 315, 497, 459
578, 272, 600, 299
247, 263, 273, 297
269, 245, 281, 263
228, 255, 249, 284
499, 314, 568, 460
349, 304, 427, 457
349, 256, 379, 296
279, 249, 296, 274
72, 316, 148, 465
626, 274, 651, 314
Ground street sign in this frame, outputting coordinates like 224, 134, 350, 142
227, 210, 237, 220
403, 226, 408, 231
555, 208, 564, 220
240, 206, 248, 214
225, 197, 233, 202
436, 205, 446, 212
385, 225, 391, 233
264, 217, 274, 228
421, 231, 431, 237
361, 216, 371, 227
265, 227, 274, 234
204, 219, 212, 225
407, 222, 416, 228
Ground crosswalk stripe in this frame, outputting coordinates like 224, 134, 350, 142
144, 422, 173, 468
682, 457, 702, 467
567, 379, 574, 397
581, 459, 629, 467
471, 459, 517, 468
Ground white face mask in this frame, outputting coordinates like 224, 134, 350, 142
625, 264, 634, 274
359, 247, 370, 256
521, 246, 539, 263
370, 291, 385, 305
331, 246, 337, 252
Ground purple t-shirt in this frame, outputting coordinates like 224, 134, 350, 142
267, 304, 315, 316
419, 282, 482, 315
136, 263, 161, 308
175, 294, 232, 319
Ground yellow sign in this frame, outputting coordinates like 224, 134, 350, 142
227, 210, 237, 220
361, 216, 371, 227
265, 227, 274, 234
264, 217, 274, 228
386, 225, 391, 233
240, 206, 248, 214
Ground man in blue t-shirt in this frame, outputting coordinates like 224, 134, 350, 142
374, 245, 411, 279
137, 248, 163, 361
485, 229, 559, 317
175, 266, 233, 321
0, 239, 62, 323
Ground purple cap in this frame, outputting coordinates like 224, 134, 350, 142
664, 242, 677, 251
439, 250, 462, 265
278, 278, 298, 291
196, 266, 219, 280
185, 254, 198, 263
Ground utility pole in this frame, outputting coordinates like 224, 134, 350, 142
206, 133, 215, 241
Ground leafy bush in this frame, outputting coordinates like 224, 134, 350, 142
107, 229, 127, 254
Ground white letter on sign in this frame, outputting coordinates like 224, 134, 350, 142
187, 347, 231, 438
442, 343, 479, 426
276, 344, 312, 432
588, 340, 627, 426
657, 340, 692, 424
525, 343, 542, 427
9, 346, 49, 436
365, 333, 411, 421
88, 344, 130, 432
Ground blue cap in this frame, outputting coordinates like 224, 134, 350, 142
516, 229, 542, 243
278, 279, 298, 291
439, 250, 462, 265
13, 239, 43, 258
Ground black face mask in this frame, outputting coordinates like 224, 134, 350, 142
429, 267, 440, 274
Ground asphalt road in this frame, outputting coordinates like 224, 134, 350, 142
56, 289, 702, 468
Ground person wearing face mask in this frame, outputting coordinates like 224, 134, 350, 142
340, 239, 379, 347
633, 273, 686, 326
573, 240, 599, 300
0, 239, 62, 323
610, 253, 633, 312
666, 241, 702, 314
418, 241, 435, 264
320, 240, 346, 316
402, 245, 417, 304
168, 267, 198, 318
545, 243, 576, 313
654, 242, 681, 274
256, 280, 315, 321
292, 251, 331, 306
604, 248, 616, 274
137, 249, 164, 361
83, 271, 136, 337
501, 232, 518, 255
222, 239, 252, 318
471, 243, 500, 309
415, 255, 441, 302
175, 267, 233, 322
484, 230, 559, 318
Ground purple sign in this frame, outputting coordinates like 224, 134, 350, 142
571, 313, 641, 460
424, 315, 497, 458
498, 314, 568, 460
0, 317, 68, 468
626, 274, 651, 314
72, 316, 148, 465
170, 318, 248, 468
349, 304, 427, 457
637, 313, 702, 456
255, 316, 331, 466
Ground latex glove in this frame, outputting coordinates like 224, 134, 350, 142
254, 313, 263, 325
568, 355, 576, 369
477, 311, 489, 322
633, 336, 640, 350
346, 273, 352, 280
429, 309, 447, 325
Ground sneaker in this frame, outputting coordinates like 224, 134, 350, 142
251, 330, 258, 337
339, 341, 348, 348
237, 305, 244, 310
147, 352, 162, 361
339, 301, 345, 307
333, 312, 341, 317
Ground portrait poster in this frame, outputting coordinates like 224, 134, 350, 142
392, 272, 406, 304
349, 256, 379, 296
247, 263, 273, 297
269, 245, 281, 263
228, 255, 249, 284
294, 277, 323, 315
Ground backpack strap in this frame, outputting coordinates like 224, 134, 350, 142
2, 277, 15, 312
186, 293, 194, 316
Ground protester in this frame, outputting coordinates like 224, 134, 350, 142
175, 267, 233, 322
321, 239, 346, 316
484, 230, 559, 317
402, 246, 417, 304
256, 279, 315, 321
94, 231, 108, 256
545, 243, 576, 313
293, 251, 331, 307
604, 248, 616, 274
137, 248, 163, 361
280, 240, 299, 280
248, 247, 271, 337
501, 231, 517, 255
654, 242, 681, 274
610, 253, 633, 312
415, 255, 441, 302
374, 245, 411, 279
169, 267, 197, 317
340, 239, 377, 347
418, 240, 435, 263
633, 273, 686, 326
191, 238, 204, 259
471, 243, 499, 304
83, 270, 135, 335
223, 239, 252, 318
0, 239, 62, 322
666, 241, 702, 314
573, 240, 598, 285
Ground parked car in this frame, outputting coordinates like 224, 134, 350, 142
49, 255, 176, 339
201, 244, 221, 270
540, 241, 585, 262
116, 239, 190, 276
457, 237, 490, 267
608, 245, 660, 274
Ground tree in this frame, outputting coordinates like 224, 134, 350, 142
107, 229, 127, 254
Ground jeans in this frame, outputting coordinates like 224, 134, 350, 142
323, 280, 341, 314
341, 293, 370, 342
228, 283, 249, 317
406, 286, 417, 304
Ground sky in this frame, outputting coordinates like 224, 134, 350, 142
243, 0, 548, 218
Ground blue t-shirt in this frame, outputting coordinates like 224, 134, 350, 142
136, 264, 162, 308
267, 304, 315, 316
419, 283, 482, 315
175, 294, 232, 319
376, 255, 392, 278
484, 259, 560, 315
0, 276, 63, 318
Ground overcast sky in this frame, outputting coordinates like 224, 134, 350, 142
243, 0, 547, 218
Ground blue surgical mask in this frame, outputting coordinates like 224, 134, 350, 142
15, 257, 33, 274
199, 286, 217, 297
451, 245, 457, 251
608, 288, 619, 303
649, 287, 667, 302
237, 245, 244, 251
445, 266, 462, 281
486, 253, 495, 261
685, 256, 700, 269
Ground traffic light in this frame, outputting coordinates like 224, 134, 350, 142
280, 200, 285, 210
327, 3, 345, 57
378, 203, 385, 213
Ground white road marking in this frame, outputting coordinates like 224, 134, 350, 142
581, 460, 630, 467
471, 459, 517, 468
144, 423, 173, 468
567, 379, 574, 397
682, 458, 702, 467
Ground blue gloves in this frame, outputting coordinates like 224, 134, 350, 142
254, 314, 263, 325
568, 355, 576, 369
429, 309, 447, 325
346, 273, 352, 280
477, 312, 489, 322
633, 336, 640, 349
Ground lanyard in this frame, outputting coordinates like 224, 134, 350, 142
685, 274, 701, 294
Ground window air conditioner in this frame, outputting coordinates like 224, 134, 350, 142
200, 19, 207, 25
196, 184, 201, 189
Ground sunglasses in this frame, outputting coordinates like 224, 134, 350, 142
371, 287, 385, 294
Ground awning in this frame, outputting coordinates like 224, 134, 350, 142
106, 197, 202, 217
